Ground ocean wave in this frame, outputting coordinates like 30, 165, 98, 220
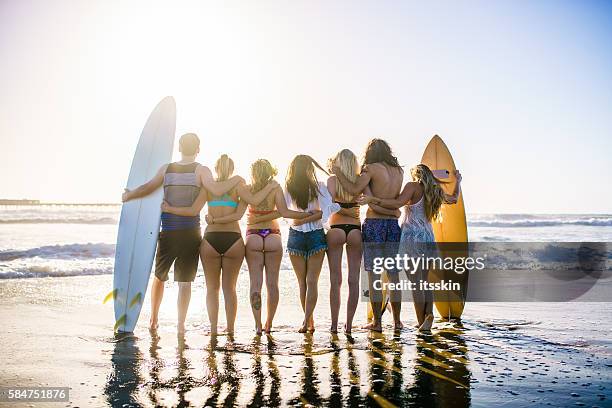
0, 265, 113, 279
0, 243, 115, 261
469, 217, 612, 228
0, 217, 117, 225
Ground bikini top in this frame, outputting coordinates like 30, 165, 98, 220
335, 201, 359, 209
208, 193, 238, 208
248, 187, 276, 215
334, 200, 360, 219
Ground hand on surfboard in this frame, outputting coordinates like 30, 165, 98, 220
122, 188, 132, 203
160, 200, 170, 213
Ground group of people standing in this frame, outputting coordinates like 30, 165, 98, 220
122, 133, 462, 335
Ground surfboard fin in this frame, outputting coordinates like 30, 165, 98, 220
129, 292, 142, 308
103, 288, 118, 304
114, 314, 127, 332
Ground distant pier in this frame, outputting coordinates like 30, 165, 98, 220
0, 199, 118, 206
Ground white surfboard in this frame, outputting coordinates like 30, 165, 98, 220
111, 96, 176, 332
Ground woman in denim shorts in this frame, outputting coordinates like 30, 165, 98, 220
284, 155, 340, 333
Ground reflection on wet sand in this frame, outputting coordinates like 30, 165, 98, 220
104, 326, 473, 407
104, 333, 143, 407
408, 329, 471, 407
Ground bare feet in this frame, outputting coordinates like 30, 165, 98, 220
149, 319, 159, 331
344, 323, 352, 335
330, 324, 338, 334
363, 321, 382, 332
299, 319, 316, 333
394, 321, 404, 331
418, 314, 434, 332
263, 321, 273, 334
177, 323, 185, 335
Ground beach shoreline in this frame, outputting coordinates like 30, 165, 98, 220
1, 274, 610, 407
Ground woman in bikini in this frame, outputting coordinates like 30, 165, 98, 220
162, 154, 277, 335
359, 165, 462, 331
325, 149, 363, 334
285, 155, 340, 333
211, 159, 310, 335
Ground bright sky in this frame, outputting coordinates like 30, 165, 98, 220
1, 0, 611, 213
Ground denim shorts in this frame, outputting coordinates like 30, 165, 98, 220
286, 228, 327, 258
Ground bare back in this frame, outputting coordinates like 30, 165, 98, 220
366, 163, 404, 219
247, 187, 279, 230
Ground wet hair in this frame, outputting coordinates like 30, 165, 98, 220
250, 159, 278, 193
362, 138, 401, 171
214, 154, 234, 182
286, 155, 328, 210
328, 149, 359, 202
411, 164, 446, 222
179, 133, 200, 156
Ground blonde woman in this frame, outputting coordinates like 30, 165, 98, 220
360, 164, 462, 331
285, 155, 340, 333
162, 154, 276, 335
326, 149, 362, 334
212, 159, 310, 335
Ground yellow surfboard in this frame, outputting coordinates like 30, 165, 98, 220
421, 135, 468, 319
366, 272, 391, 322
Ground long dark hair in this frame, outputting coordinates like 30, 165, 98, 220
362, 138, 401, 172
286, 155, 328, 210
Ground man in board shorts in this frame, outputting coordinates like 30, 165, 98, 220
123, 133, 243, 333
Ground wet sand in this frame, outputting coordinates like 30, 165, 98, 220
1, 274, 611, 407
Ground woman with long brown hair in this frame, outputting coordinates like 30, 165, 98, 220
360, 164, 462, 331
285, 155, 340, 333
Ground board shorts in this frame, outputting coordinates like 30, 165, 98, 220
286, 228, 327, 258
362, 218, 401, 273
155, 228, 201, 282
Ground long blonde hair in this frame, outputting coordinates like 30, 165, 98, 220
328, 149, 359, 202
214, 154, 234, 181
251, 159, 277, 193
411, 164, 446, 222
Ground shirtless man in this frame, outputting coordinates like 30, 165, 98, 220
122, 133, 245, 334
332, 139, 404, 332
